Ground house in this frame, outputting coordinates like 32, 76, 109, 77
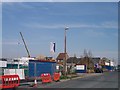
79, 57, 94, 70
56, 53, 69, 65
67, 56, 95, 73
67, 57, 101, 65
92, 57, 101, 66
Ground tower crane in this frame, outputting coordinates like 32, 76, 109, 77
20, 32, 30, 57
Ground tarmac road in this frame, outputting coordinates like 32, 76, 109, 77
18, 71, 118, 88
38, 71, 118, 88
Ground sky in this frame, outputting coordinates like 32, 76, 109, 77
0, 2, 2, 59
1, 0, 120, 2
2, 2, 118, 64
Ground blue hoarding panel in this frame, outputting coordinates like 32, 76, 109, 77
76, 70, 86, 73
29, 60, 56, 78
29, 63, 35, 77
36, 63, 51, 76
104, 66, 114, 70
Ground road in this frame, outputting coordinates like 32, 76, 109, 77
39, 71, 118, 88
19, 71, 118, 88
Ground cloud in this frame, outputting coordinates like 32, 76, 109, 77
83, 30, 106, 37
2, 0, 54, 2
2, 2, 50, 14
51, 0, 119, 2
2, 0, 25, 2
23, 21, 118, 29
3, 42, 39, 45
101, 22, 118, 29
93, 51, 118, 55
93, 51, 118, 62
24, 23, 65, 29
3, 2, 35, 9
2, 42, 19, 45
2, 39, 23, 45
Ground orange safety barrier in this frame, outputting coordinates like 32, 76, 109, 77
0, 75, 20, 89
53, 73, 60, 81
40, 73, 52, 83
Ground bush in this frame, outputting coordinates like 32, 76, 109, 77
60, 75, 69, 79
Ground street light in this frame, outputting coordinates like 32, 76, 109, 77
18, 42, 20, 69
63, 26, 69, 76
64, 27, 69, 53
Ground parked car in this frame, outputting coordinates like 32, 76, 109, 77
94, 68, 103, 73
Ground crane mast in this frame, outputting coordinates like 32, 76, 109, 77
20, 32, 30, 57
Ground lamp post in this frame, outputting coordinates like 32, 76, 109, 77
18, 42, 20, 69
63, 27, 69, 76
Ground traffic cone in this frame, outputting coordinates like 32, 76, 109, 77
33, 79, 37, 87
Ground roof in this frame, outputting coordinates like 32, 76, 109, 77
92, 57, 101, 64
56, 53, 69, 60
67, 57, 81, 64
29, 60, 56, 63
67, 57, 101, 65
0, 58, 7, 61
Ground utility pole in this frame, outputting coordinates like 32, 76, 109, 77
63, 27, 69, 76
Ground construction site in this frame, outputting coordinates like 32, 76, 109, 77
0, 32, 117, 89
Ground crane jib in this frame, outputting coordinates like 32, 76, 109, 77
20, 32, 30, 57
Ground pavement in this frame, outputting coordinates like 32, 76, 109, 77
60, 73, 103, 82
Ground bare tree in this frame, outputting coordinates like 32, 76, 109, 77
84, 49, 88, 57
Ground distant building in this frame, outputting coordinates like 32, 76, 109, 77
100, 57, 111, 66
0, 59, 7, 68
0, 58, 7, 61
67, 56, 102, 71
